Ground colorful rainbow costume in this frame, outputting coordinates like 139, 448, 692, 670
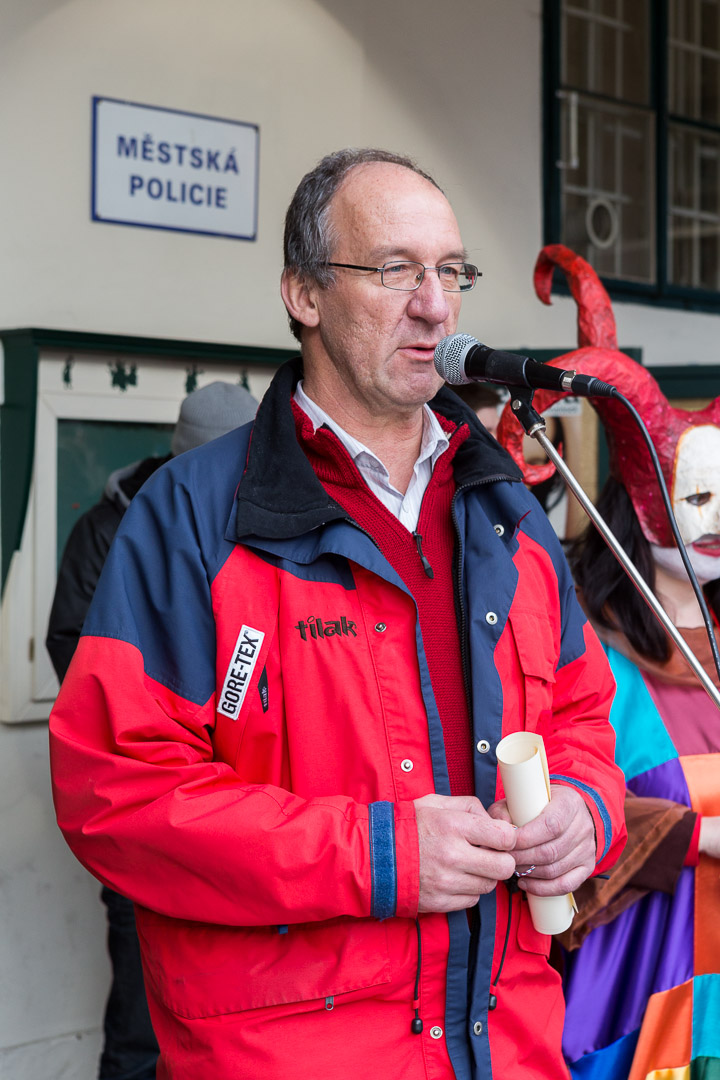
562, 626, 720, 1079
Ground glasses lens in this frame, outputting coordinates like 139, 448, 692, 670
438, 263, 479, 292
379, 261, 480, 291
380, 261, 424, 291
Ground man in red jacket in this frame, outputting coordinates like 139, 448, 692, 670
50, 148, 625, 1079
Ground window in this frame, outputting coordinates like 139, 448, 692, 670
544, 0, 720, 307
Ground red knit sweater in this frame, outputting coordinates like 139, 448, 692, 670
293, 401, 474, 796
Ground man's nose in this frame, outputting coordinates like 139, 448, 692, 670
406, 270, 452, 323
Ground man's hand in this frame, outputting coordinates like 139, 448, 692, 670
414, 794, 517, 913
488, 784, 596, 896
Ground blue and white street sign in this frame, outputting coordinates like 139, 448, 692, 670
91, 97, 259, 240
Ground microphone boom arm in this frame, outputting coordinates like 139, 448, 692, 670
508, 389, 720, 711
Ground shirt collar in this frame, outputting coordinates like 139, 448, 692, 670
293, 379, 450, 481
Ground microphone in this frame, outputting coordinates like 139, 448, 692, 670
434, 333, 616, 398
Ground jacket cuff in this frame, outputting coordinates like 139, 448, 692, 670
549, 774, 613, 864
367, 801, 418, 919
368, 801, 397, 919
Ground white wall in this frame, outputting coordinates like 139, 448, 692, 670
0, 719, 107, 1075
2, 0, 719, 365
1, 0, 719, 1075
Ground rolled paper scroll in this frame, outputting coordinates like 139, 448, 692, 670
496, 731, 577, 935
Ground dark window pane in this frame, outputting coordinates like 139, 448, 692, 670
701, 55, 720, 124
668, 122, 720, 288
670, 218, 694, 286
701, 232, 720, 289
560, 96, 655, 283
562, 0, 650, 105
669, 0, 720, 123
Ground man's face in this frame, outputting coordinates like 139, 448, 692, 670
305, 162, 466, 421
671, 424, 720, 560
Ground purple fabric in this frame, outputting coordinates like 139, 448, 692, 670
627, 756, 691, 807
562, 869, 695, 1060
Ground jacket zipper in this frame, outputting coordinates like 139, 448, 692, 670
412, 531, 434, 579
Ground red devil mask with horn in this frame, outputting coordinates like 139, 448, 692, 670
497, 245, 720, 548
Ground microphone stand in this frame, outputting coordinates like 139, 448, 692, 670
509, 388, 720, 711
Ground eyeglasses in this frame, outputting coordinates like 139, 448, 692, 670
325, 260, 481, 293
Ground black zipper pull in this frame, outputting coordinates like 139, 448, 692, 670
411, 917, 423, 1033
413, 531, 434, 579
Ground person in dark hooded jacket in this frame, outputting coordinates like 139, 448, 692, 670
46, 379, 258, 1080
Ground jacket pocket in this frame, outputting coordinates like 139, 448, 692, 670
516, 897, 551, 957
136, 909, 392, 1020
508, 610, 557, 728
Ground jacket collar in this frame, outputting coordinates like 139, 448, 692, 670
234, 357, 522, 541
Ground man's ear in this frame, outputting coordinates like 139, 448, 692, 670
281, 269, 321, 329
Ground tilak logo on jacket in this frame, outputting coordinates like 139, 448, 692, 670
218, 625, 265, 720
294, 615, 357, 641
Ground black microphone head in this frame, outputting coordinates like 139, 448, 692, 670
434, 333, 478, 384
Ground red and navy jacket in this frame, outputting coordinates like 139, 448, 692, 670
50, 359, 626, 1080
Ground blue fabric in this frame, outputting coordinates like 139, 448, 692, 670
458, 484, 518, 813
368, 801, 396, 920
83, 450, 234, 707
694, 975, 720, 1060
445, 909, 475, 1080
505, 487, 588, 670
568, 1029, 639, 1079
605, 646, 678, 780
247, 546, 357, 589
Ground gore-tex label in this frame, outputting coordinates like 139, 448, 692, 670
218, 625, 264, 720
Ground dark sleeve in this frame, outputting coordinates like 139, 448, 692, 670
626, 808, 697, 892
46, 501, 123, 682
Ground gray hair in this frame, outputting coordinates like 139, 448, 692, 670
283, 148, 443, 341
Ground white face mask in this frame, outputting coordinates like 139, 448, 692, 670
652, 544, 720, 586
671, 426, 720, 553
650, 426, 720, 585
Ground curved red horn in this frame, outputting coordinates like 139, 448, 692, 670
534, 244, 618, 349
499, 247, 720, 546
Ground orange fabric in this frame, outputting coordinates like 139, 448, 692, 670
681, 754, 720, 975
628, 980, 693, 1080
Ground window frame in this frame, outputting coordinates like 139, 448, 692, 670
0, 328, 293, 724
543, 0, 720, 313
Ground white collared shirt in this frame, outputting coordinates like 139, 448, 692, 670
294, 380, 450, 531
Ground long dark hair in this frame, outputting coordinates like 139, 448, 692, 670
568, 476, 720, 663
